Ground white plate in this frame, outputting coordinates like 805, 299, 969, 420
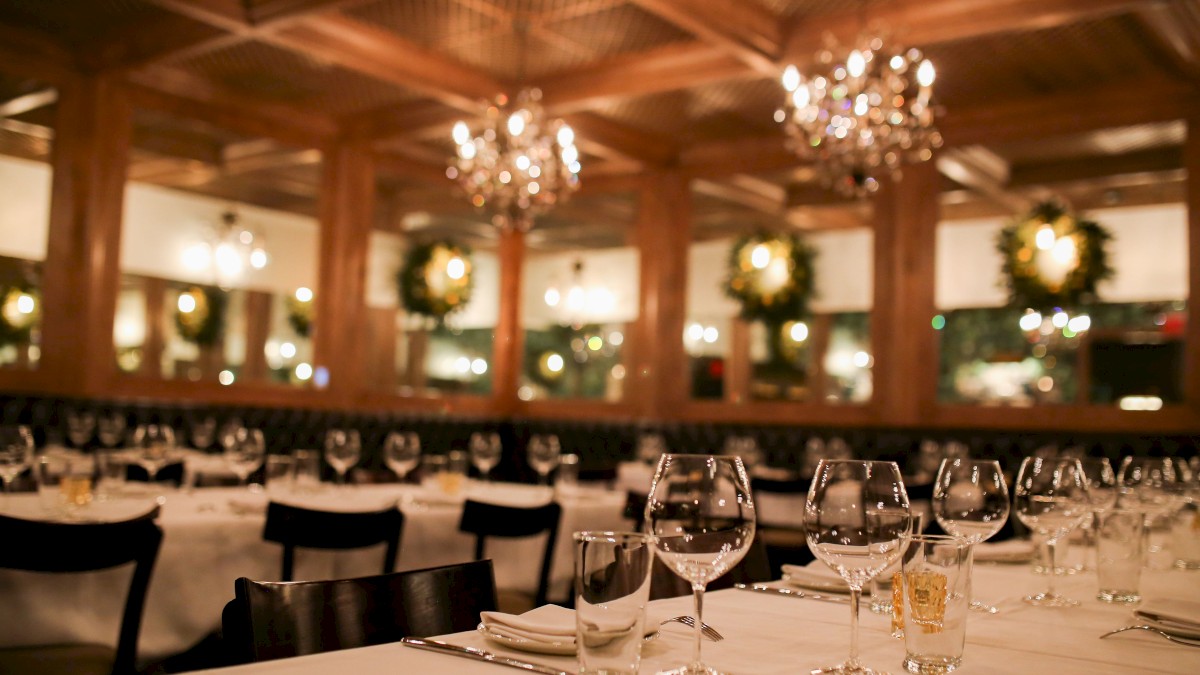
782, 571, 850, 594
477, 623, 660, 656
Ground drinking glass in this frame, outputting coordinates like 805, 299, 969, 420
0, 425, 34, 493
1119, 456, 1186, 566
646, 454, 756, 675
469, 432, 502, 480
805, 459, 911, 674
65, 409, 96, 448
384, 432, 421, 481
527, 434, 561, 485
932, 458, 1009, 612
132, 423, 176, 481
324, 429, 361, 485
224, 428, 265, 486
1077, 457, 1118, 571
636, 433, 666, 465
1013, 457, 1090, 607
189, 416, 217, 450
96, 412, 127, 449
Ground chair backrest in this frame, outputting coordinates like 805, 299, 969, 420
458, 500, 562, 606
648, 529, 772, 600
262, 501, 403, 581
0, 512, 163, 675
222, 559, 497, 663
623, 490, 648, 532
125, 460, 185, 486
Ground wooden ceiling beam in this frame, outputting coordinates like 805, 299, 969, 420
1009, 146, 1185, 187
1135, 2, 1200, 84
936, 146, 1032, 212
681, 135, 799, 179
692, 176, 784, 215
373, 153, 452, 188
0, 22, 78, 84
561, 112, 677, 166
0, 118, 53, 140
145, 0, 251, 33
629, 0, 780, 75
0, 88, 58, 118
86, 14, 240, 72
247, 0, 377, 26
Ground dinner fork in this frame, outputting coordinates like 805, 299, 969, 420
662, 615, 724, 641
1100, 625, 1200, 647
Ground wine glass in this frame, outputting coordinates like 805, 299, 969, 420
526, 434, 561, 485
189, 416, 217, 450
324, 429, 361, 486
0, 425, 34, 493
1013, 456, 1091, 607
223, 428, 265, 487
132, 423, 176, 481
1077, 457, 1118, 571
646, 454, 756, 675
932, 458, 1009, 612
805, 459, 912, 674
468, 432, 502, 481
65, 409, 95, 449
1118, 456, 1187, 566
384, 432, 421, 482
96, 412, 127, 449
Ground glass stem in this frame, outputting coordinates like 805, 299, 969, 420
1046, 539, 1058, 597
848, 585, 861, 667
691, 583, 705, 668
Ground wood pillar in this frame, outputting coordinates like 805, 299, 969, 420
140, 277, 167, 378
871, 161, 940, 426
725, 318, 752, 403
1184, 118, 1200, 411
242, 290, 272, 382
491, 227, 525, 415
39, 73, 131, 396
630, 171, 691, 418
364, 306, 398, 392
313, 145, 374, 399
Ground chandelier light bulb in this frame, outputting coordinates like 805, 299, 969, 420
782, 65, 801, 92
214, 241, 243, 281
917, 59, 936, 87
507, 111, 526, 136
458, 142, 476, 160
249, 248, 268, 270
544, 287, 561, 307
846, 50, 866, 77
452, 121, 471, 145
557, 125, 574, 147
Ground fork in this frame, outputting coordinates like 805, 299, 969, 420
1100, 625, 1200, 647
661, 615, 724, 641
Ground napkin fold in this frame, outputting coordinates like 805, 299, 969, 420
480, 604, 660, 646
781, 562, 850, 592
1134, 599, 1200, 638
973, 539, 1036, 563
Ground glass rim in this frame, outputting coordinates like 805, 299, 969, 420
905, 533, 972, 546
573, 530, 652, 544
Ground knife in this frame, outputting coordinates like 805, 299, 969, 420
735, 582, 850, 604
400, 637, 575, 675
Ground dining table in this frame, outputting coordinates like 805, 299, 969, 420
186, 550, 1200, 674
0, 479, 627, 660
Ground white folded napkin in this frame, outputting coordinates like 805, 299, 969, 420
480, 604, 661, 646
973, 539, 1036, 563
781, 562, 849, 592
1134, 599, 1200, 638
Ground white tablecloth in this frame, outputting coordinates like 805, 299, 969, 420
188, 556, 1200, 674
0, 481, 627, 659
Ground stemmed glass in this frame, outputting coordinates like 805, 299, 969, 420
932, 458, 1009, 613
384, 432, 421, 482
1077, 457, 1118, 571
189, 416, 217, 450
96, 412, 127, 449
1013, 457, 1091, 607
646, 454, 756, 675
324, 429, 361, 486
1118, 456, 1187, 565
0, 425, 34, 494
223, 428, 265, 487
132, 423, 176, 481
469, 432, 502, 481
526, 434, 561, 485
65, 410, 95, 449
804, 459, 911, 675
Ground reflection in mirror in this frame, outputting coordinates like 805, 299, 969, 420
935, 122, 1187, 407
367, 170, 499, 396
116, 108, 320, 386
0, 72, 56, 371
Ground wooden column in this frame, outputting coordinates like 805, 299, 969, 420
1185, 118, 1200, 411
313, 145, 374, 399
725, 318, 752, 403
491, 227, 525, 415
630, 171, 691, 418
39, 73, 132, 396
241, 290, 272, 382
871, 160, 940, 426
140, 277, 167, 377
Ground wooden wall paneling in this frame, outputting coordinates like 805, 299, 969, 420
364, 306, 397, 392
141, 277, 167, 378
808, 313, 833, 402
725, 318, 751, 404
629, 171, 691, 418
404, 321, 429, 393
39, 74, 133, 398
241, 290, 272, 382
313, 145, 374, 401
871, 160, 940, 427
490, 228, 525, 417
1185, 117, 1200, 414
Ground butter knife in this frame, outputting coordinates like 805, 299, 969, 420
400, 637, 575, 675
735, 582, 850, 604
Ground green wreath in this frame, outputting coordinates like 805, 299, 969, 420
398, 240, 474, 320
0, 285, 40, 346
723, 231, 816, 326
286, 292, 314, 338
175, 285, 227, 346
997, 201, 1113, 311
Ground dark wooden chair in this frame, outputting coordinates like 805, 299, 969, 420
751, 471, 816, 574
0, 512, 163, 675
623, 490, 648, 532
458, 499, 562, 608
262, 501, 403, 581
125, 460, 185, 486
221, 560, 497, 664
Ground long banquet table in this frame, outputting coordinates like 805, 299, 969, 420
187, 556, 1200, 674
0, 481, 626, 659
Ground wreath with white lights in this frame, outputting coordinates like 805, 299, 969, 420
997, 201, 1113, 311
286, 292, 314, 338
723, 232, 816, 326
175, 285, 227, 346
398, 240, 474, 320
0, 285, 40, 346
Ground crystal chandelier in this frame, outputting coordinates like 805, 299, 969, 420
780, 34, 942, 198
447, 88, 581, 231
181, 209, 268, 288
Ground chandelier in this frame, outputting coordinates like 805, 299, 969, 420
543, 259, 613, 328
779, 33, 942, 198
181, 209, 269, 288
447, 88, 581, 231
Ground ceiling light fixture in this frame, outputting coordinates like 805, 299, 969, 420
182, 209, 268, 288
779, 33, 942, 198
